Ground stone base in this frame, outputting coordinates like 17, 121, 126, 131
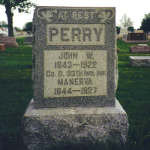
125, 40, 149, 43
23, 42, 32, 44
22, 99, 129, 150
0, 44, 5, 52
5, 43, 18, 47
129, 56, 150, 66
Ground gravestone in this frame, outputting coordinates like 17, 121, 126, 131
134, 30, 143, 33
119, 28, 128, 38
23, 37, 32, 44
130, 45, 150, 53
22, 7, 129, 149
0, 36, 18, 47
138, 44, 147, 46
129, 56, 150, 66
128, 33, 146, 40
0, 44, 5, 52
125, 33, 149, 43
122, 34, 127, 41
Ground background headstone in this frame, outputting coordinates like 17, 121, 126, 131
125, 33, 149, 43
129, 56, 150, 66
22, 7, 129, 149
0, 44, 5, 52
122, 34, 127, 41
130, 45, 150, 53
0, 36, 18, 47
147, 34, 150, 40
119, 28, 128, 38
127, 33, 146, 40
134, 30, 143, 33
23, 37, 32, 44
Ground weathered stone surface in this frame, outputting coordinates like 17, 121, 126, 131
0, 36, 18, 47
33, 7, 116, 108
125, 32, 149, 43
24, 37, 32, 44
122, 34, 127, 41
125, 40, 149, 43
129, 56, 150, 66
22, 99, 129, 150
130, 45, 150, 53
115, 47, 118, 90
22, 7, 128, 149
134, 30, 143, 33
127, 33, 146, 40
119, 28, 128, 38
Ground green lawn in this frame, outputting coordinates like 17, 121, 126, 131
0, 38, 32, 150
116, 40, 150, 150
0, 38, 150, 150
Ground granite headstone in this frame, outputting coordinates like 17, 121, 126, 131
129, 56, 150, 66
119, 28, 128, 38
125, 33, 149, 43
134, 30, 143, 33
127, 33, 146, 40
22, 7, 129, 149
130, 45, 150, 53
122, 34, 127, 41
24, 37, 32, 44
32, 7, 116, 108
0, 36, 18, 47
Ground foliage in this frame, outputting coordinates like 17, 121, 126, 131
14, 27, 21, 31
140, 13, 150, 32
0, 21, 8, 27
116, 26, 121, 34
128, 26, 134, 33
119, 14, 133, 28
23, 22, 32, 31
0, 0, 36, 36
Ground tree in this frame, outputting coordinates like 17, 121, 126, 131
14, 26, 21, 31
116, 26, 121, 34
119, 14, 133, 28
140, 13, 150, 32
0, 0, 36, 36
128, 26, 134, 33
0, 21, 8, 27
23, 22, 32, 31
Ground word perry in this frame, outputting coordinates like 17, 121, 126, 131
47, 24, 105, 45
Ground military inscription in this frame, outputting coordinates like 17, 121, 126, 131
33, 7, 116, 107
44, 50, 107, 97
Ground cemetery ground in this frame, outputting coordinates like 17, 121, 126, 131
0, 37, 150, 150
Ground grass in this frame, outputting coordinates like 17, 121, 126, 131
116, 39, 150, 150
0, 37, 150, 150
0, 38, 32, 150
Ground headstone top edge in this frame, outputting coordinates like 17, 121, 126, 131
34, 6, 115, 24
35, 6, 115, 9
130, 56, 150, 59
